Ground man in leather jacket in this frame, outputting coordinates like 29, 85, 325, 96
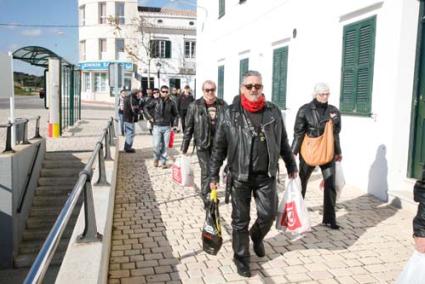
144, 85, 178, 168
209, 71, 298, 277
414, 175, 425, 253
292, 82, 342, 229
123, 89, 141, 153
181, 80, 227, 206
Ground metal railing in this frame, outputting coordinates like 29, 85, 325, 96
0, 116, 41, 153
23, 117, 116, 284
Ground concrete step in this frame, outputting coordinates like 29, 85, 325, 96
32, 195, 69, 207
14, 251, 65, 268
35, 186, 74, 196
40, 168, 81, 178
18, 239, 70, 255
26, 215, 78, 230
22, 227, 74, 241
42, 160, 87, 169
38, 177, 78, 186
29, 205, 81, 217
44, 151, 92, 161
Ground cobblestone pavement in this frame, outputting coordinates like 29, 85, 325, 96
108, 128, 415, 284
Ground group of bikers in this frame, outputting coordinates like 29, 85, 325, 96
117, 70, 424, 278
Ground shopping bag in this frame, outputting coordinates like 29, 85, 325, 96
276, 178, 311, 235
396, 250, 425, 284
172, 156, 194, 187
168, 130, 175, 148
202, 188, 223, 255
335, 161, 345, 200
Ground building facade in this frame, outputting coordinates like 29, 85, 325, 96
197, 0, 423, 202
78, 0, 196, 102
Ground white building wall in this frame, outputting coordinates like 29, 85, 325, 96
197, 0, 421, 199
137, 11, 196, 93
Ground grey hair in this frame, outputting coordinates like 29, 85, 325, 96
202, 80, 216, 90
312, 82, 330, 98
241, 70, 262, 86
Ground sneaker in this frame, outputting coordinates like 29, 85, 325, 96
153, 160, 159, 167
125, 148, 135, 153
162, 163, 168, 169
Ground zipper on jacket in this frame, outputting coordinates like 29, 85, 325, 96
261, 117, 275, 177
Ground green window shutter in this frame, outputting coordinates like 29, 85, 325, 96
340, 16, 376, 115
150, 40, 158, 58
239, 58, 249, 85
219, 0, 225, 18
272, 46, 288, 109
165, 40, 171, 58
218, 65, 224, 99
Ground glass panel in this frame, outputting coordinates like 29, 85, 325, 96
115, 2, 125, 25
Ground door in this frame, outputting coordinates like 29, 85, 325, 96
411, 2, 425, 179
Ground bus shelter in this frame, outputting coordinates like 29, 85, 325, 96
12, 46, 81, 137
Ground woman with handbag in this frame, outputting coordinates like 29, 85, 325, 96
292, 83, 342, 229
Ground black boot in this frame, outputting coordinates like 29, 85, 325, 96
232, 231, 251, 277
249, 223, 265, 257
233, 256, 251, 277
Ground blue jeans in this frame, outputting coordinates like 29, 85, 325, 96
119, 112, 124, 135
124, 122, 135, 150
153, 125, 171, 164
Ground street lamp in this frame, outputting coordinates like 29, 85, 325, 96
156, 62, 161, 88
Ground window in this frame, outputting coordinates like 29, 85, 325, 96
218, 65, 224, 99
83, 72, 91, 92
115, 2, 125, 25
184, 41, 196, 58
219, 0, 225, 18
189, 21, 194, 26
157, 19, 163, 24
99, 2, 107, 24
94, 72, 107, 92
79, 5, 86, 26
116, 38, 125, 60
99, 38, 107, 60
150, 40, 171, 58
239, 58, 249, 85
340, 16, 376, 115
240, 0, 247, 3
79, 40, 86, 61
272, 46, 289, 109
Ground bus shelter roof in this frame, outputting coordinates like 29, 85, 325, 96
12, 46, 72, 67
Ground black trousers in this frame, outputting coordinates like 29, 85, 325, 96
196, 149, 211, 204
299, 156, 337, 224
231, 176, 277, 260
180, 111, 188, 133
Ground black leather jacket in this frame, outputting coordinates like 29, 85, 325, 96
209, 96, 297, 182
292, 100, 342, 156
123, 93, 140, 123
143, 97, 178, 127
181, 97, 227, 153
414, 181, 425, 237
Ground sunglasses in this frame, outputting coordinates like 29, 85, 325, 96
161, 90, 169, 93
244, 84, 263, 90
204, 88, 216, 93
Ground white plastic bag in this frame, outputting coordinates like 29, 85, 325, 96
396, 251, 425, 284
276, 177, 311, 236
335, 161, 345, 200
172, 156, 194, 187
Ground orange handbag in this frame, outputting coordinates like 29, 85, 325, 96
300, 120, 334, 166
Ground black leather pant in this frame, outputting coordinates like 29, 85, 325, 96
197, 149, 212, 204
231, 176, 277, 260
299, 156, 337, 224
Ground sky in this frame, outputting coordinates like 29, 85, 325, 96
0, 0, 196, 76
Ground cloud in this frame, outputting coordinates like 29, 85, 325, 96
21, 29, 42, 37
7, 22, 19, 30
49, 28, 65, 36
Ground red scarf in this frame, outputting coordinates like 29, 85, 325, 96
241, 94, 265, 113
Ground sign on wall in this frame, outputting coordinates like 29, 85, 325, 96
0, 53, 13, 98
79, 61, 133, 71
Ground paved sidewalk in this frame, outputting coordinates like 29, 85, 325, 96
108, 130, 415, 284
